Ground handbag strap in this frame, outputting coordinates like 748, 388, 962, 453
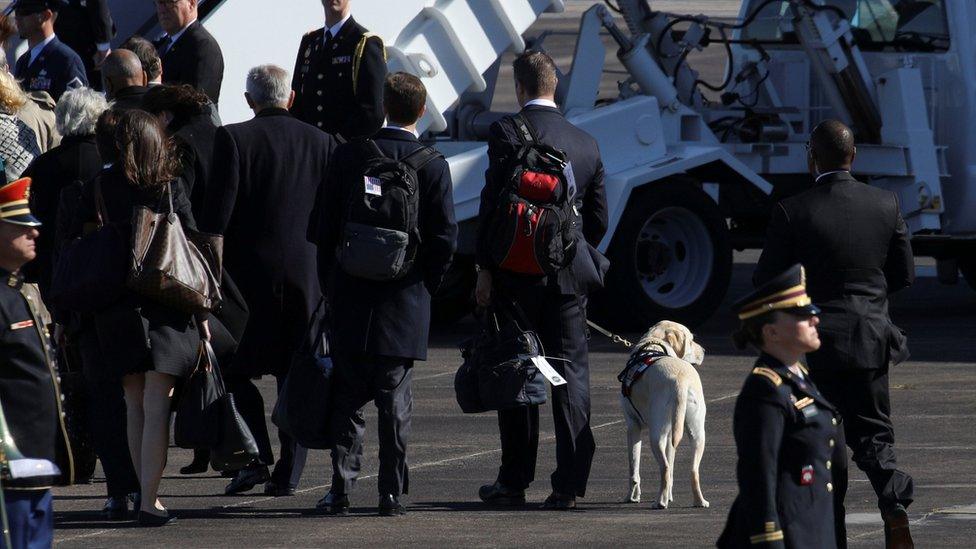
195, 340, 225, 395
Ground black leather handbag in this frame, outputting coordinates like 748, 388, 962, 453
48, 179, 127, 314
174, 342, 222, 449
454, 303, 548, 413
272, 299, 334, 449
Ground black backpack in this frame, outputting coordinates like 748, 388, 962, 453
337, 140, 442, 281
488, 114, 578, 276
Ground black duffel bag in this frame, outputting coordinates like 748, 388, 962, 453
49, 180, 127, 314
454, 303, 548, 413
272, 299, 333, 449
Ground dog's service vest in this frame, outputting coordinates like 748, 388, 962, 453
618, 348, 669, 397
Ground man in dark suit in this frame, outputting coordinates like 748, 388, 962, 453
54, 0, 115, 89
755, 119, 915, 548
474, 50, 608, 510
313, 72, 457, 516
101, 49, 148, 110
201, 64, 337, 497
154, 0, 223, 105
13, 0, 88, 101
291, 0, 386, 139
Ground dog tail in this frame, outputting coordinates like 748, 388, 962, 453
671, 380, 689, 448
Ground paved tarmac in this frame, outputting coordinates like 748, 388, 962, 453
51, 256, 976, 548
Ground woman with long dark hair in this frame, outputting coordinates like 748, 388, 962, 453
718, 264, 846, 549
69, 109, 207, 527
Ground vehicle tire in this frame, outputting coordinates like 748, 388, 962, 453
431, 254, 476, 325
601, 180, 732, 329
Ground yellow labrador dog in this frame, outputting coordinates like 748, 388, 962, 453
620, 321, 708, 509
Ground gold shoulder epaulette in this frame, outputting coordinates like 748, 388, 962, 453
751, 367, 782, 387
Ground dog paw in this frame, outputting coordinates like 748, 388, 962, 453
694, 499, 710, 508
650, 501, 668, 510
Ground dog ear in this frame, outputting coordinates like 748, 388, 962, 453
665, 330, 685, 358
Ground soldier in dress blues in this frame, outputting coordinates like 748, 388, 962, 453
290, 0, 387, 140
12, 0, 89, 101
718, 265, 847, 549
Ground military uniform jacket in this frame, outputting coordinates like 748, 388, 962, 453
718, 354, 841, 549
14, 36, 88, 101
0, 271, 73, 489
754, 171, 914, 371
290, 17, 387, 140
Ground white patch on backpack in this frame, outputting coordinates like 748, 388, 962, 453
364, 176, 382, 196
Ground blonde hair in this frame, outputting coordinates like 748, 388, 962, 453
0, 70, 28, 114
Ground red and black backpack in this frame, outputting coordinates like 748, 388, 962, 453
488, 114, 578, 276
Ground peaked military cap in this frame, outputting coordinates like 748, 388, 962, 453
0, 177, 41, 227
734, 264, 820, 320
12, 0, 65, 14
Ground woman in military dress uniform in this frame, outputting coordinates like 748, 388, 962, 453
718, 264, 846, 549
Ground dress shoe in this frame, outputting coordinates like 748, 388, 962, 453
541, 491, 576, 510
220, 469, 239, 478
224, 466, 270, 495
179, 458, 210, 475
883, 506, 915, 549
478, 481, 526, 506
102, 496, 129, 520
378, 494, 405, 516
264, 481, 296, 497
129, 492, 141, 515
137, 510, 176, 527
315, 491, 350, 515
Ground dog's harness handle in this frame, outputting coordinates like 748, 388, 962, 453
618, 349, 668, 397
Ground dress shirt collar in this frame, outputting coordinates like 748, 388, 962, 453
325, 13, 352, 43
522, 98, 558, 109
382, 124, 419, 138
28, 34, 57, 66
166, 19, 197, 47
815, 170, 849, 184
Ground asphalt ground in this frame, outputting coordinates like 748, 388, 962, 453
51, 2, 976, 547
51, 256, 976, 548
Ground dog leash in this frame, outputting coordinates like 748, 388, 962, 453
586, 319, 633, 348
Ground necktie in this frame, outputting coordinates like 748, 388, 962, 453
323, 30, 333, 50
158, 36, 173, 56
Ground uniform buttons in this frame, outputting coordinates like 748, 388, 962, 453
317, 122, 323, 127
317, 90, 322, 96
831, 418, 838, 426
317, 74, 324, 80
338, 72, 343, 77
317, 105, 323, 112
827, 482, 833, 492
26, 295, 32, 300
826, 460, 832, 470
829, 439, 835, 448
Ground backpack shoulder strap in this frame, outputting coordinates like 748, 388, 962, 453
512, 113, 539, 145
359, 138, 387, 161
401, 145, 443, 173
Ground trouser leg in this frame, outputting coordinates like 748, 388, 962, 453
496, 405, 539, 490
329, 352, 371, 495
0, 489, 53, 549
78, 331, 139, 497
225, 375, 275, 467
270, 374, 308, 488
374, 357, 413, 497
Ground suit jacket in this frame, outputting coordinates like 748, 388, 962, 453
290, 17, 386, 139
55, 0, 115, 79
159, 21, 224, 105
476, 104, 609, 295
315, 128, 458, 360
718, 354, 841, 549
201, 108, 337, 376
169, 110, 218, 221
14, 36, 88, 101
110, 85, 149, 111
754, 171, 914, 370
22, 134, 102, 297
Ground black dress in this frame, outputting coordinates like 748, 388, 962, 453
69, 166, 201, 379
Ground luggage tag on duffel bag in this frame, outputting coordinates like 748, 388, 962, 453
526, 355, 568, 386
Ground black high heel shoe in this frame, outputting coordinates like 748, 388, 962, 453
137, 510, 176, 527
